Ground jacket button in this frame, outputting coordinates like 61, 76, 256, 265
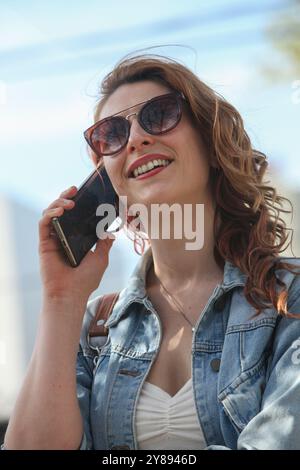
210, 358, 221, 372
214, 295, 227, 312
110, 445, 130, 450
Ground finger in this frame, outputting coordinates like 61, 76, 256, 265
81, 236, 114, 269
42, 198, 75, 216
49, 227, 58, 238
94, 234, 116, 256
41, 186, 77, 216
59, 185, 77, 198
39, 206, 64, 241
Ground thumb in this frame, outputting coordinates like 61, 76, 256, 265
94, 233, 116, 255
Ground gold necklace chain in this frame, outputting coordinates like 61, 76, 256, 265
157, 276, 196, 332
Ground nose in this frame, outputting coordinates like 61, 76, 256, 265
126, 114, 155, 154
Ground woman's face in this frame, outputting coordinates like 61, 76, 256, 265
99, 80, 213, 208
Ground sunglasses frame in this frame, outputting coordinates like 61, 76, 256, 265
84, 91, 186, 158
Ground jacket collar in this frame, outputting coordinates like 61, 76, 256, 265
106, 246, 248, 328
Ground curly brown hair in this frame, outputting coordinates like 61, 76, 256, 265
89, 53, 300, 318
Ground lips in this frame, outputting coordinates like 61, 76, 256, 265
127, 153, 173, 178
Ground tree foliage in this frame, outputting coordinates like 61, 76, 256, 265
264, 0, 300, 80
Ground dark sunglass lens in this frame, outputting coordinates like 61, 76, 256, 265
91, 117, 128, 154
141, 96, 180, 134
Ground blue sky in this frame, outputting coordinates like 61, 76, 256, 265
0, 0, 299, 212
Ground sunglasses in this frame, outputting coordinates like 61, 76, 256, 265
84, 91, 185, 159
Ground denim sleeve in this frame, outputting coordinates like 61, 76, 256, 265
76, 345, 94, 450
206, 279, 300, 450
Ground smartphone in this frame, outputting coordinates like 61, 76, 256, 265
51, 166, 119, 267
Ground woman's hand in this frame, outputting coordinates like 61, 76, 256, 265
39, 185, 115, 304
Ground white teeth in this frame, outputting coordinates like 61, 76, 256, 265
132, 159, 171, 177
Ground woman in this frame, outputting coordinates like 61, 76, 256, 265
4, 54, 300, 450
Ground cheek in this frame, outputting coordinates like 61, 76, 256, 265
186, 129, 210, 168
103, 157, 126, 193
178, 130, 211, 185
103, 156, 118, 180
166, 118, 206, 162
173, 130, 207, 166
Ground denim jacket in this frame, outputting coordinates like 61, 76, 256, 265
77, 247, 300, 450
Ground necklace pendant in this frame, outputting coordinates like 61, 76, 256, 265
192, 326, 195, 332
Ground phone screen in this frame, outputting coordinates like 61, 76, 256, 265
52, 166, 119, 266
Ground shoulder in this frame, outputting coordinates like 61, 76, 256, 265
268, 257, 300, 366
227, 256, 300, 327
275, 257, 300, 311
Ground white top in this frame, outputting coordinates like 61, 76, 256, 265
135, 378, 207, 450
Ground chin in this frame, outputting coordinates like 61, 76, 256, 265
139, 191, 176, 206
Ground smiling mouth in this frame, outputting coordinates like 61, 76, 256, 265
129, 159, 173, 179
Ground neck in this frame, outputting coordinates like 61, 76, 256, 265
146, 198, 224, 293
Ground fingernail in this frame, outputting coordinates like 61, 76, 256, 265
64, 186, 75, 194
63, 199, 72, 206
